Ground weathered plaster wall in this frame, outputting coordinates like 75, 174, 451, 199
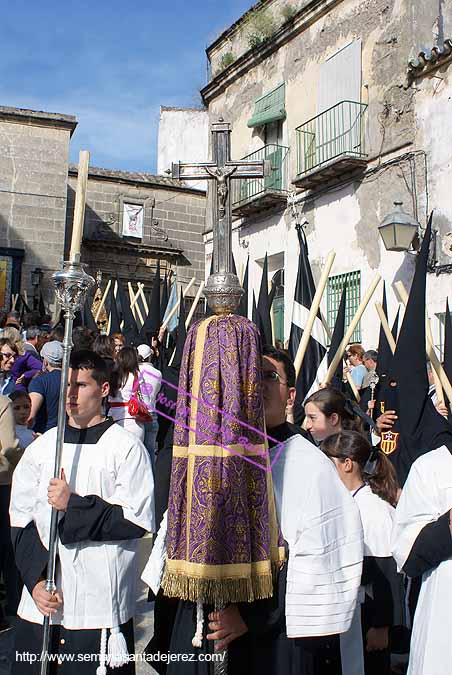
157, 107, 209, 187
201, 0, 452, 350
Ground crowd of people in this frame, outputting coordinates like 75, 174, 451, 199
0, 295, 450, 675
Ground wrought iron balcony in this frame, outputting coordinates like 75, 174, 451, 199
294, 101, 367, 189
232, 144, 289, 217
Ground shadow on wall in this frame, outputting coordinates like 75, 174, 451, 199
0, 220, 61, 315
65, 186, 193, 290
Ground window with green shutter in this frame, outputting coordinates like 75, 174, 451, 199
327, 271, 361, 344
247, 83, 286, 128
436, 312, 446, 360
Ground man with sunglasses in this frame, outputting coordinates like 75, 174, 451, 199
207, 346, 363, 675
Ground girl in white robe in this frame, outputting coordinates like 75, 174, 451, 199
322, 429, 401, 675
109, 347, 146, 441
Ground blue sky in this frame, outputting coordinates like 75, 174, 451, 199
1, 0, 254, 173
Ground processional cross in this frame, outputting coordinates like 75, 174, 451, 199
172, 119, 270, 315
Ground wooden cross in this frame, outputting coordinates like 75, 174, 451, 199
172, 119, 270, 277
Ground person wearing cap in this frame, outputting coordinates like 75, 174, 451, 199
137, 344, 162, 466
28, 341, 63, 433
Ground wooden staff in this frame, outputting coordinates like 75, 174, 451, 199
319, 313, 360, 401
395, 280, 451, 404
128, 282, 143, 326
161, 277, 196, 331
129, 284, 141, 311
323, 275, 382, 385
375, 302, 397, 354
186, 281, 205, 328
427, 318, 445, 406
23, 290, 29, 307
137, 283, 149, 314
11, 294, 17, 311
41, 150, 91, 675
94, 279, 111, 322
294, 252, 336, 377
70, 150, 90, 263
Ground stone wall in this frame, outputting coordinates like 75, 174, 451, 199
67, 167, 206, 296
0, 107, 76, 309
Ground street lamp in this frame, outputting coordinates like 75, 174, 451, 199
378, 201, 420, 252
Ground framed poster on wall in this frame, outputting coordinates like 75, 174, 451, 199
0, 255, 13, 311
122, 203, 144, 239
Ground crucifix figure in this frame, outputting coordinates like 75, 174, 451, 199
172, 118, 270, 315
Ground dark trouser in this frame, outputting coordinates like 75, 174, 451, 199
0, 483, 22, 616
13, 617, 135, 674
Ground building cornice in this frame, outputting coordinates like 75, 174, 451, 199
201, 0, 344, 104
68, 164, 205, 195
0, 105, 77, 136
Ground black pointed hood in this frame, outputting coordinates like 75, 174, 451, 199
380, 214, 452, 484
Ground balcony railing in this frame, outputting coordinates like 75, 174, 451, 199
295, 101, 367, 180
232, 144, 289, 211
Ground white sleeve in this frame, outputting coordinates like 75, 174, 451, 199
9, 442, 41, 529
105, 438, 155, 533
141, 510, 167, 594
285, 466, 364, 637
391, 459, 441, 572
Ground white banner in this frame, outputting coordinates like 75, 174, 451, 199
123, 203, 143, 238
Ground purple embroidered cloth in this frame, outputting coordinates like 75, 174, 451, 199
161, 315, 283, 604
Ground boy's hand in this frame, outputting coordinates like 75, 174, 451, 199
47, 468, 71, 511
32, 580, 63, 617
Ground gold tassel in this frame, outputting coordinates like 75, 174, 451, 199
161, 569, 276, 605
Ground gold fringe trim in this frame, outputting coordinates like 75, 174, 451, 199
161, 568, 277, 605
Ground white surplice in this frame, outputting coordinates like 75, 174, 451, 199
391, 445, 452, 675
269, 433, 364, 638
10, 422, 155, 629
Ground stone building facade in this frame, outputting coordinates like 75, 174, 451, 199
0, 106, 76, 311
67, 165, 206, 297
198, 0, 452, 353
0, 105, 206, 314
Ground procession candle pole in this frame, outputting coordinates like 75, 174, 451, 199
375, 302, 397, 354
185, 281, 205, 329
40, 151, 95, 675
427, 317, 445, 406
138, 282, 149, 314
128, 282, 144, 326
293, 251, 336, 378
395, 280, 452, 404
319, 312, 360, 401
